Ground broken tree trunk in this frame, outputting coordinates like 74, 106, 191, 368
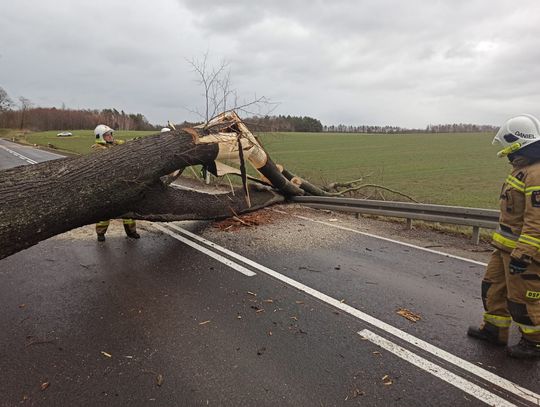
0, 129, 292, 260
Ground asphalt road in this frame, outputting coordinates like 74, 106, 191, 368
0, 140, 539, 406
0, 139, 65, 169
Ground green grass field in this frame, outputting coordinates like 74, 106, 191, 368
6, 130, 509, 208
257, 132, 508, 208
17, 130, 157, 155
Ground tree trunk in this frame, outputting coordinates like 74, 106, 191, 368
0, 129, 289, 260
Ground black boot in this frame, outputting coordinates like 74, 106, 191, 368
126, 231, 140, 239
97, 234, 106, 242
507, 338, 540, 359
124, 224, 140, 239
467, 325, 507, 346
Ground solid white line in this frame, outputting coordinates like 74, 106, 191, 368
164, 225, 539, 405
0, 145, 38, 164
359, 329, 516, 407
150, 223, 256, 277
166, 223, 273, 271
273, 209, 488, 266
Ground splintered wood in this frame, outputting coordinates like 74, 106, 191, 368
214, 210, 276, 231
396, 308, 421, 322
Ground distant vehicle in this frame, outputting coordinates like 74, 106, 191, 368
57, 132, 73, 137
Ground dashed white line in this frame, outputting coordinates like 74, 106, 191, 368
273, 209, 488, 266
150, 223, 256, 276
157, 224, 539, 405
359, 329, 516, 407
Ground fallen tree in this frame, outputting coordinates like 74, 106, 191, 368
0, 112, 303, 260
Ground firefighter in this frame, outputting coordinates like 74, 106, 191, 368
468, 114, 540, 359
92, 124, 140, 242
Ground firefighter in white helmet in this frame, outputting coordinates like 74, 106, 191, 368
468, 114, 540, 359
92, 124, 140, 241
160, 127, 171, 133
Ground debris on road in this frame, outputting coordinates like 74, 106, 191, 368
198, 320, 211, 325
156, 374, 164, 387
382, 375, 393, 386
396, 308, 421, 322
345, 388, 365, 400
298, 266, 322, 272
214, 211, 277, 231
101, 351, 112, 358
40, 381, 50, 391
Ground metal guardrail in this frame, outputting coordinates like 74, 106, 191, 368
290, 196, 500, 245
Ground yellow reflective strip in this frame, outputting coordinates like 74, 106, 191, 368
525, 186, 540, 196
507, 175, 525, 187
518, 235, 540, 250
525, 185, 540, 192
515, 322, 540, 334
520, 233, 540, 245
484, 313, 512, 327
492, 232, 517, 249
97, 220, 110, 226
123, 219, 136, 225
507, 181, 525, 191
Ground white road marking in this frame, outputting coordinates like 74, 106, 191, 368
150, 223, 256, 277
166, 223, 275, 272
160, 225, 540, 405
273, 209, 488, 266
359, 329, 516, 407
0, 145, 38, 164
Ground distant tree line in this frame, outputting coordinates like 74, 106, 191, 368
0, 86, 157, 131
323, 123, 498, 133
424, 123, 497, 133
0, 106, 157, 131
244, 115, 323, 132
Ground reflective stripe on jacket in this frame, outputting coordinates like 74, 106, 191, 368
91, 139, 125, 150
492, 161, 540, 263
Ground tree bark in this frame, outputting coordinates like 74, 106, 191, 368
0, 130, 288, 260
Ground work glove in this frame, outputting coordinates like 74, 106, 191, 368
509, 258, 528, 275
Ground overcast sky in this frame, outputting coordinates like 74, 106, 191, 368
2, 0, 540, 128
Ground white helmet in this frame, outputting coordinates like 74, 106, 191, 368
160, 127, 171, 133
493, 114, 540, 157
94, 124, 114, 144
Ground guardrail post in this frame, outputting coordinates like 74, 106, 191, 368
406, 218, 413, 230
472, 226, 480, 245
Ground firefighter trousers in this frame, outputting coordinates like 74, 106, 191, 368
96, 219, 137, 236
481, 249, 540, 343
